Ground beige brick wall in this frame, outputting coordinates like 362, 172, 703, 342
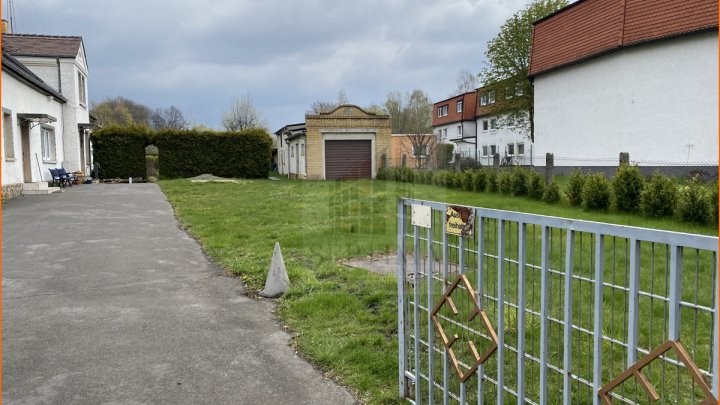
305, 105, 392, 179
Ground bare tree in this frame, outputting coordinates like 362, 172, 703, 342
308, 90, 349, 114
384, 89, 439, 169
451, 69, 479, 96
222, 94, 267, 131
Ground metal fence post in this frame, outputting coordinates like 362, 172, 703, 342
592, 234, 605, 405
427, 224, 435, 405
539, 226, 550, 405
563, 231, 575, 405
516, 223, 527, 404
545, 153, 554, 185
397, 199, 407, 398
476, 213, 486, 405
497, 220, 506, 405
627, 239, 641, 366
413, 225, 422, 405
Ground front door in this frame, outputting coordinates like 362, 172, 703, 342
20, 123, 31, 183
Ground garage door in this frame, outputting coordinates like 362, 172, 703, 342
325, 140, 372, 180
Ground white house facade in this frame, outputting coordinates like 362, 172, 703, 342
2, 53, 68, 199
529, 0, 718, 167
3, 34, 94, 175
476, 113, 531, 166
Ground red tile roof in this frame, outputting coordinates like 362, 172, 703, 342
529, 0, 718, 77
432, 92, 477, 126
3, 34, 83, 59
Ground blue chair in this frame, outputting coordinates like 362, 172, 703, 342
56, 168, 75, 187
48, 168, 63, 187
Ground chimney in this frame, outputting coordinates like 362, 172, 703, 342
1, 20, 9, 34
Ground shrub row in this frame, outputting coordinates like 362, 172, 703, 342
377, 166, 561, 204
378, 164, 718, 225
566, 166, 717, 224
91, 126, 273, 180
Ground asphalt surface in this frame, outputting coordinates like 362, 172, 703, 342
2, 184, 356, 405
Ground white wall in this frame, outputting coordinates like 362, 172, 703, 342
16, 52, 90, 173
433, 121, 477, 158
2, 71, 65, 185
476, 113, 531, 164
533, 31, 718, 164
288, 137, 306, 178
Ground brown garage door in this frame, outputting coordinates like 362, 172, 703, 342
325, 140, 372, 180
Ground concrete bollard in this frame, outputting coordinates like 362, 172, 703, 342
259, 242, 290, 298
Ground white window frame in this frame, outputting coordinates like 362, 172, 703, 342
443, 128, 447, 138
507, 143, 515, 156
481, 145, 488, 157
490, 145, 497, 155
505, 86, 514, 100
291, 145, 295, 157
456, 100, 463, 113
480, 93, 488, 106
517, 143, 525, 156
488, 90, 496, 104
3, 110, 15, 161
482, 120, 489, 131
41, 126, 56, 162
78, 71, 87, 107
515, 82, 524, 96
490, 118, 498, 129
413, 144, 427, 158
457, 125, 462, 137
300, 143, 305, 156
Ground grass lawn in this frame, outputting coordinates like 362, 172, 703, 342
159, 178, 716, 404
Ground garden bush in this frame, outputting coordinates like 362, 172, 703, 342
640, 173, 677, 218
510, 167, 529, 196
582, 173, 612, 209
433, 171, 449, 187
613, 164, 645, 212
709, 183, 718, 225
675, 180, 709, 224
497, 170, 513, 194
460, 170, 475, 191
153, 128, 272, 179
565, 169, 586, 206
91, 126, 148, 179
473, 169, 488, 192
543, 180, 561, 203
458, 157, 481, 171
487, 169, 499, 192
527, 171, 546, 200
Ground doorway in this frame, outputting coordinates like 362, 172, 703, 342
20, 123, 31, 183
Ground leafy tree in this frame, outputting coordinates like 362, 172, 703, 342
91, 96, 153, 127
479, 0, 568, 142
222, 94, 267, 131
384, 89, 437, 169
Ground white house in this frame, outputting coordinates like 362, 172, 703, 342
432, 92, 478, 159
3, 33, 94, 175
274, 123, 306, 178
2, 52, 68, 199
529, 0, 718, 168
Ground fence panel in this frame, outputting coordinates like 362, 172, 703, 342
398, 198, 718, 404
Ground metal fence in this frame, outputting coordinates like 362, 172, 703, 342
397, 198, 719, 404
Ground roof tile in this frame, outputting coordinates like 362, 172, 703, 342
3, 33, 83, 58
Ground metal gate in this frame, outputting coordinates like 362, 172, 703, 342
397, 198, 719, 404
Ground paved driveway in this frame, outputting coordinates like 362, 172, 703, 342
3, 184, 355, 404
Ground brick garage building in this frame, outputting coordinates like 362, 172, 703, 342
301, 105, 391, 180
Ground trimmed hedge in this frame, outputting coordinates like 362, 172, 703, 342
613, 164, 644, 212
91, 126, 148, 179
92, 127, 273, 180
153, 129, 272, 179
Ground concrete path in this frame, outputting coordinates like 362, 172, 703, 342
3, 184, 356, 405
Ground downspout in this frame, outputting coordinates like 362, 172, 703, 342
56, 57, 62, 94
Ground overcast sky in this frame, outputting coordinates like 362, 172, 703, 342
4, 0, 537, 131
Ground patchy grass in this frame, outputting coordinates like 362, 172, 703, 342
159, 179, 715, 404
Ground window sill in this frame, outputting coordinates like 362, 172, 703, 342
5, 157, 16, 162
42, 160, 57, 164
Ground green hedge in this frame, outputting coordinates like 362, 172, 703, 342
92, 127, 273, 180
153, 129, 272, 179
91, 126, 148, 179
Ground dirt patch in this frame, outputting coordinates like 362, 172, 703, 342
188, 174, 240, 183
343, 253, 443, 281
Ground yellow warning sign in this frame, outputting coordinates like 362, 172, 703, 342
445, 205, 475, 237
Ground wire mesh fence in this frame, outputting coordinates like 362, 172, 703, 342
398, 198, 718, 404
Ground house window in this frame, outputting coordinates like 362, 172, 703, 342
479, 93, 489, 106
437, 105, 448, 117
507, 143, 515, 156
490, 118, 497, 129
443, 128, 447, 138
482, 145, 488, 157
506, 116, 515, 127
78, 72, 87, 107
291, 145, 294, 157
488, 90, 496, 104
457, 125, 462, 136
490, 145, 497, 155
515, 82, 524, 96
41, 126, 56, 162
300, 143, 304, 156
505, 86, 514, 100
456, 100, 463, 113
3, 111, 14, 160
413, 144, 427, 157
482, 120, 489, 131
517, 143, 525, 156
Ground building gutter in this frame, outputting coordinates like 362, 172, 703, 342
56, 57, 62, 94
